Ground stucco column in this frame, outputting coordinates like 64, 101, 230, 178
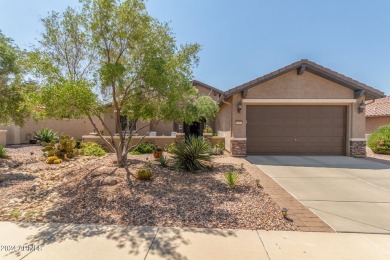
0, 130, 7, 146
349, 96, 366, 157
230, 94, 247, 156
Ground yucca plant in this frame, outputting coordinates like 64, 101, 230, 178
158, 155, 168, 167
34, 128, 58, 143
0, 146, 9, 159
224, 170, 239, 189
172, 135, 212, 172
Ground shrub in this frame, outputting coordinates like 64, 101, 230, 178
165, 142, 177, 153
368, 125, 390, 154
158, 155, 168, 167
224, 170, 239, 189
34, 128, 58, 143
137, 168, 153, 180
130, 142, 157, 154
0, 146, 9, 159
81, 142, 106, 157
172, 135, 212, 172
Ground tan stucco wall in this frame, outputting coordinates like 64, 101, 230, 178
196, 85, 221, 101
0, 117, 104, 145
0, 130, 7, 146
20, 117, 103, 143
0, 124, 20, 145
103, 113, 116, 135
151, 121, 174, 136
350, 96, 366, 138
366, 116, 390, 134
246, 71, 354, 99
216, 98, 232, 151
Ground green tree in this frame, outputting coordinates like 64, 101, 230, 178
0, 31, 33, 125
33, 0, 219, 167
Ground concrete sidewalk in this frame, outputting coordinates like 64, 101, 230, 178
1, 222, 389, 260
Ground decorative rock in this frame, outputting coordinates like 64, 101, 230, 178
10, 198, 22, 204
101, 176, 119, 186
91, 166, 116, 178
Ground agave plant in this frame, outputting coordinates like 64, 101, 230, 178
172, 135, 212, 172
34, 128, 59, 143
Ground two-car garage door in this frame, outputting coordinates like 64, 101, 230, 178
246, 106, 347, 155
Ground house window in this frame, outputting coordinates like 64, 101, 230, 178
119, 116, 137, 133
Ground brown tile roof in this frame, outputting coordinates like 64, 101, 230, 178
221, 59, 385, 101
192, 80, 224, 95
366, 97, 390, 117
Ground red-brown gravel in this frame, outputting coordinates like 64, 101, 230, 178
0, 145, 297, 231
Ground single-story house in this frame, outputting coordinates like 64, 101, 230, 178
365, 97, 390, 134
1, 59, 385, 157
215, 59, 384, 157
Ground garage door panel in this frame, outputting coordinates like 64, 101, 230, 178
246, 105, 346, 155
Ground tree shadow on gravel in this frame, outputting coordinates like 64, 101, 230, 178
7, 161, 253, 259
0, 173, 36, 188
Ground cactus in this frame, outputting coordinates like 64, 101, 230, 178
42, 135, 78, 161
46, 156, 60, 164
136, 168, 153, 180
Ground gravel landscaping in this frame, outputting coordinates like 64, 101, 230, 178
366, 147, 390, 165
0, 145, 297, 231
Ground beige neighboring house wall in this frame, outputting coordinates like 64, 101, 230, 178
0, 117, 103, 145
366, 117, 390, 134
365, 97, 390, 134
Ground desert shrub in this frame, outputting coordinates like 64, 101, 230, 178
130, 142, 157, 155
172, 135, 212, 172
0, 146, 9, 159
137, 168, 153, 180
368, 125, 390, 154
81, 142, 106, 157
158, 155, 168, 167
165, 142, 177, 153
34, 128, 58, 143
224, 170, 239, 189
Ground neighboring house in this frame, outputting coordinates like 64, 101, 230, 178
365, 97, 390, 134
215, 59, 384, 157
1, 59, 385, 157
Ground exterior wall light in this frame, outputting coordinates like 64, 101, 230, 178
237, 102, 242, 113
358, 101, 366, 113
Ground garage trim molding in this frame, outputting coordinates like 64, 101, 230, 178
242, 99, 356, 105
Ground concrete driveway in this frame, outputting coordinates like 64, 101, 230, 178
247, 156, 390, 234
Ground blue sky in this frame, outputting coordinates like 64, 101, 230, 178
1, 0, 390, 94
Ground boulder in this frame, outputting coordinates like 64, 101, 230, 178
101, 176, 119, 186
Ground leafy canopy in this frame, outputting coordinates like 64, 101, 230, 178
0, 31, 34, 125
33, 0, 219, 165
